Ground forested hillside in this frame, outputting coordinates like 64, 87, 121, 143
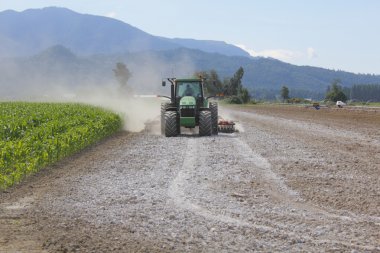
1, 46, 380, 100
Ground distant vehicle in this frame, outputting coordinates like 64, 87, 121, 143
336, 101, 346, 108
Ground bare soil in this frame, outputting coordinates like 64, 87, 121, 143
1, 105, 379, 252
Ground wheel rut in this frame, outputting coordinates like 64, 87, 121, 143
168, 131, 379, 251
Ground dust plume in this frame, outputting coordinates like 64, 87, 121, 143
74, 86, 162, 132
219, 107, 245, 133
0, 47, 197, 133
70, 51, 196, 132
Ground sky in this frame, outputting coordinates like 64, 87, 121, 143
1, 0, 380, 74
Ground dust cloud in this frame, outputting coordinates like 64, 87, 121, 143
74, 86, 162, 132
0, 48, 197, 132
71, 52, 195, 132
219, 107, 245, 132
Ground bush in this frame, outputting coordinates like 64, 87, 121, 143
223, 96, 243, 104
287, 98, 311, 104
248, 100, 258, 105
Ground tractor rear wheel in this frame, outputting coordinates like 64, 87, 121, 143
161, 103, 169, 135
164, 111, 178, 137
209, 102, 218, 135
199, 110, 212, 136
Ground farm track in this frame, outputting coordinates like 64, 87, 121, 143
0, 105, 379, 252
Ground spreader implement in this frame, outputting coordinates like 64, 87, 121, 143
218, 119, 235, 133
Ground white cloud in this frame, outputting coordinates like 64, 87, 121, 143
258, 49, 302, 61
307, 47, 317, 59
105, 11, 117, 18
236, 44, 302, 61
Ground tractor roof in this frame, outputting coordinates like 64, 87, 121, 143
176, 78, 202, 82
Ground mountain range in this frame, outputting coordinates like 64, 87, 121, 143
1, 7, 380, 100
0, 7, 249, 57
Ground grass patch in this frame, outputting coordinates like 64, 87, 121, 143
0, 102, 122, 189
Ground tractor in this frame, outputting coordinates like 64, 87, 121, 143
160, 77, 218, 137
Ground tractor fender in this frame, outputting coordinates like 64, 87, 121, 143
165, 106, 178, 111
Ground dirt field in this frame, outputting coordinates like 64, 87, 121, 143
0, 105, 379, 252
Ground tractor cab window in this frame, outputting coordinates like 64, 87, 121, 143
177, 82, 201, 97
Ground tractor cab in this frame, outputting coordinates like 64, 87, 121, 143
176, 80, 202, 97
175, 79, 205, 109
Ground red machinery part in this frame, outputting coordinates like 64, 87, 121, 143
218, 120, 235, 126
218, 120, 235, 133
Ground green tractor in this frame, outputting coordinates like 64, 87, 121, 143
160, 78, 218, 137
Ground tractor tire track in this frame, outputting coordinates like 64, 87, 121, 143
168, 131, 379, 251
168, 138, 253, 228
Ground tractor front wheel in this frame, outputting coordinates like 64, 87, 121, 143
199, 110, 212, 136
164, 111, 178, 137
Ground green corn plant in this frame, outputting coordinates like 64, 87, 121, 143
0, 102, 122, 189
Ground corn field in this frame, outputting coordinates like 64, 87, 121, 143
0, 102, 122, 189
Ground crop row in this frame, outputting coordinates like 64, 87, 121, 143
0, 102, 122, 189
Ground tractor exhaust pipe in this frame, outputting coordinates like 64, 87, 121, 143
166, 78, 176, 104
171, 83, 175, 103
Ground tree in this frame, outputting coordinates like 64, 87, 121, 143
225, 67, 244, 96
195, 68, 251, 103
240, 87, 251, 103
113, 62, 131, 88
325, 79, 347, 102
194, 69, 223, 96
280, 86, 290, 101
209, 69, 224, 94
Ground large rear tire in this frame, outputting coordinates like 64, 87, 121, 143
209, 102, 218, 135
164, 111, 178, 137
161, 103, 169, 135
199, 110, 212, 136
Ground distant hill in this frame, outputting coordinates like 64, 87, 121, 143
2, 46, 380, 100
168, 38, 249, 57
1, 7, 380, 100
0, 7, 249, 57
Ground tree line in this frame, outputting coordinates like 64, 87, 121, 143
204, 73, 380, 103
324, 80, 380, 102
195, 67, 251, 103
350, 84, 380, 102
281, 80, 380, 102
112, 61, 379, 103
